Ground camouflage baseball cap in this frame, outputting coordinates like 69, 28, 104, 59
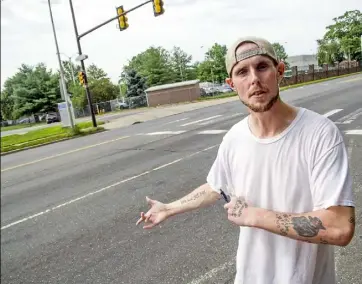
225, 36, 279, 76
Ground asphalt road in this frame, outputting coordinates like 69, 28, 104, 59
1, 74, 362, 284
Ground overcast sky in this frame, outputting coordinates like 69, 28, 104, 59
1, 0, 361, 88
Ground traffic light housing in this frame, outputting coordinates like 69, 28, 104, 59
153, 0, 164, 17
116, 6, 129, 31
78, 71, 86, 86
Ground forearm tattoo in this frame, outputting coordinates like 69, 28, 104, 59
276, 214, 326, 238
231, 197, 248, 217
349, 217, 355, 224
180, 189, 207, 205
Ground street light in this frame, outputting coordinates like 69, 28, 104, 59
47, 0, 75, 129
60, 52, 78, 85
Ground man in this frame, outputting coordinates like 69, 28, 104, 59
136, 36, 355, 284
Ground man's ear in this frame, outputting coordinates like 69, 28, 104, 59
277, 61, 286, 84
225, 78, 234, 89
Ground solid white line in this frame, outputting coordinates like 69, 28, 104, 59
1, 135, 130, 172
188, 261, 234, 284
345, 130, 362, 135
323, 109, 343, 118
198, 130, 228, 134
335, 108, 362, 124
144, 131, 186, 135
1, 144, 219, 230
181, 115, 222, 127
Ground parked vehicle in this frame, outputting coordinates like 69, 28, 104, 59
46, 112, 60, 124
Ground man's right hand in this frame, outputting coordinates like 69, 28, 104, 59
136, 196, 169, 229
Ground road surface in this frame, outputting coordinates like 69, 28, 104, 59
1, 75, 362, 284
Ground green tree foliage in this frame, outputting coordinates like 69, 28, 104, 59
170, 46, 197, 82
121, 69, 147, 98
2, 63, 61, 119
272, 43, 290, 69
317, 10, 362, 64
87, 63, 108, 81
1, 91, 15, 120
124, 46, 175, 87
197, 43, 228, 83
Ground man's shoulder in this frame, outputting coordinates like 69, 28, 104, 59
222, 115, 249, 142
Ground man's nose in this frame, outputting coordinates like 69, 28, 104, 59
250, 69, 260, 85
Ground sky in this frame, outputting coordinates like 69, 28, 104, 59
1, 0, 361, 88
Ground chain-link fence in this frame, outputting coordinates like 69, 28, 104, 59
73, 95, 147, 118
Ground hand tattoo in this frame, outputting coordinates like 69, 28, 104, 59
231, 197, 248, 217
276, 213, 292, 236
292, 216, 326, 237
349, 217, 355, 224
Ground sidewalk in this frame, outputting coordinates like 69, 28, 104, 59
103, 96, 239, 130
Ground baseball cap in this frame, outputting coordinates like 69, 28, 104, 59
225, 36, 279, 76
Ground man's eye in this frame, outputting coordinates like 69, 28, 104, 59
237, 69, 247, 75
258, 64, 268, 70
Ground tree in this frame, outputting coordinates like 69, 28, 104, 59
317, 10, 362, 63
170, 46, 196, 82
272, 43, 290, 69
89, 78, 119, 103
0, 91, 15, 120
87, 64, 108, 81
2, 63, 62, 119
197, 43, 228, 83
123, 46, 175, 87
121, 69, 147, 98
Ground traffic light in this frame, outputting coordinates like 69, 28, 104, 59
153, 0, 164, 17
78, 71, 86, 86
116, 6, 129, 31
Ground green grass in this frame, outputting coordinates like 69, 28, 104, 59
0, 122, 46, 132
1, 121, 105, 154
198, 71, 361, 101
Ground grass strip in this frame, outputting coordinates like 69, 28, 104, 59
1, 121, 105, 153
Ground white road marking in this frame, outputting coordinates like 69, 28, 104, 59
199, 113, 241, 126
1, 136, 131, 172
181, 115, 222, 127
144, 131, 186, 135
335, 108, 362, 124
188, 261, 234, 284
1, 144, 219, 230
198, 130, 228, 134
163, 117, 189, 125
345, 130, 362, 135
323, 109, 343, 118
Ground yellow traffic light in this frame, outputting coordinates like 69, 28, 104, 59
153, 0, 164, 17
78, 71, 85, 86
116, 6, 129, 31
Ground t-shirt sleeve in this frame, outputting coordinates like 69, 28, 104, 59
310, 140, 355, 210
206, 139, 231, 195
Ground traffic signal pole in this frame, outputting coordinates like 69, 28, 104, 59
68, 0, 159, 128
69, 0, 97, 128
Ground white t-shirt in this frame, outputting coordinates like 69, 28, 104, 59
206, 107, 355, 284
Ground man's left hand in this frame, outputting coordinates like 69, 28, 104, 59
224, 196, 260, 227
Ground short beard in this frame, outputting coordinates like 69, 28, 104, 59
240, 89, 280, 113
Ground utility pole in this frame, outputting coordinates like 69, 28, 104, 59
47, 0, 75, 129
69, 0, 97, 128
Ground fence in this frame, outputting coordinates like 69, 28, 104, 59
73, 95, 147, 118
280, 60, 361, 87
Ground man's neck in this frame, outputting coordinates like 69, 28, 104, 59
248, 101, 298, 139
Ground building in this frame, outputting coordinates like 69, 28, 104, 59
144, 80, 201, 107
286, 54, 318, 71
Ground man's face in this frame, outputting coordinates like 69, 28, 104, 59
226, 43, 284, 113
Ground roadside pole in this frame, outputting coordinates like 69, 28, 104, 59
48, 0, 75, 129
